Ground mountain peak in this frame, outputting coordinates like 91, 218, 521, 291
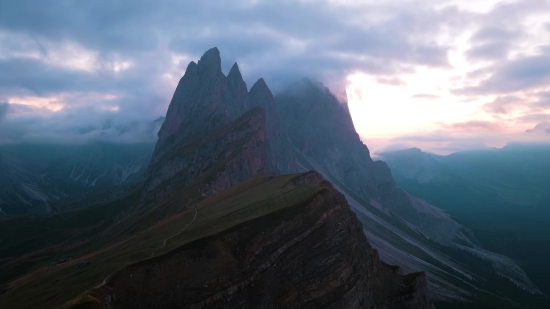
184, 61, 197, 75
197, 47, 221, 76
250, 78, 270, 95
227, 62, 247, 93
228, 62, 243, 81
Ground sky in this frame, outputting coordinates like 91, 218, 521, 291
0, 0, 549, 154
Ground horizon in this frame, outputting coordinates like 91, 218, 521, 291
1, 0, 550, 154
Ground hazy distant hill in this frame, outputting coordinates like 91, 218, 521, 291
379, 145, 550, 218
0, 143, 155, 214
379, 145, 550, 295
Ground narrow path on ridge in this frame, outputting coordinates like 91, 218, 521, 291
150, 202, 197, 258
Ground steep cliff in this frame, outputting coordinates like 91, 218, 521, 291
98, 172, 433, 309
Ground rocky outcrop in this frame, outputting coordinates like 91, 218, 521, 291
144, 107, 268, 200
144, 48, 291, 199
249, 78, 294, 175
99, 173, 433, 309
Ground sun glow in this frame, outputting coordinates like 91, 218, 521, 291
7, 96, 65, 112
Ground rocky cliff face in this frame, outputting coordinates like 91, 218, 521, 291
100, 172, 433, 309
143, 48, 291, 199
144, 107, 268, 200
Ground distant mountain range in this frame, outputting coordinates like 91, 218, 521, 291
0, 142, 155, 214
1, 48, 549, 308
379, 145, 550, 218
379, 145, 550, 297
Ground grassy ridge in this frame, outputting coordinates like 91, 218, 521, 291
0, 173, 322, 309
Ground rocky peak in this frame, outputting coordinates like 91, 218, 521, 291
227, 62, 244, 87
143, 48, 284, 198
227, 62, 250, 110
250, 78, 275, 118
250, 78, 295, 174
276, 79, 371, 161
197, 47, 222, 77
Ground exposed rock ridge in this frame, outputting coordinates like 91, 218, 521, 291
144, 107, 268, 200
99, 172, 433, 309
144, 48, 291, 198
250, 78, 295, 174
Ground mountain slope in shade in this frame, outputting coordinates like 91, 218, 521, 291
378, 145, 550, 220
379, 146, 550, 296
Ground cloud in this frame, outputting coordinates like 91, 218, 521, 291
525, 122, 550, 134
465, 41, 510, 60
0, 102, 163, 144
482, 95, 521, 114
470, 27, 520, 43
0, 0, 548, 151
376, 77, 407, 86
411, 93, 440, 99
455, 55, 550, 95
439, 120, 505, 132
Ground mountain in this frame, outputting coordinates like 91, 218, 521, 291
0, 143, 155, 214
0, 48, 433, 309
379, 145, 550, 296
143, 48, 292, 201
275, 79, 550, 308
1, 48, 548, 308
380, 145, 550, 217
0, 172, 431, 309
141, 50, 548, 307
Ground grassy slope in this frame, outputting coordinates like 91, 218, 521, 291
0, 173, 323, 309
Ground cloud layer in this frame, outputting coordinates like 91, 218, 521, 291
0, 0, 549, 152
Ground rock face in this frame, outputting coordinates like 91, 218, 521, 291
143, 48, 291, 199
101, 173, 433, 309
276, 78, 475, 246
144, 107, 268, 199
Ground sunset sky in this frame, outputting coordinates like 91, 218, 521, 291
0, 0, 549, 154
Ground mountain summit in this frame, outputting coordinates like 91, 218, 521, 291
144, 47, 299, 200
